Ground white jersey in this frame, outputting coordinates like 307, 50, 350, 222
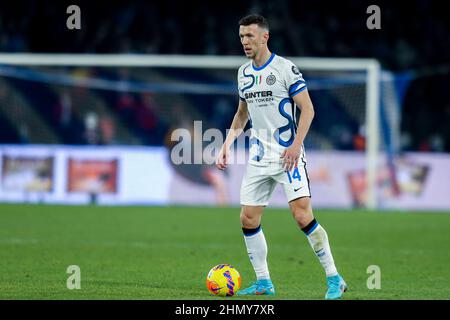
237, 53, 307, 164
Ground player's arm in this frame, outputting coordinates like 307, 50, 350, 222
216, 99, 249, 170
280, 89, 315, 171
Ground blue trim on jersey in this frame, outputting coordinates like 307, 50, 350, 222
252, 53, 276, 71
289, 80, 306, 95
241, 65, 255, 92
291, 102, 298, 132
250, 137, 265, 162
239, 96, 246, 101
290, 85, 307, 97
274, 98, 296, 147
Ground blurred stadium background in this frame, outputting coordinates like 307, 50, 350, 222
0, 0, 449, 209
0, 0, 449, 299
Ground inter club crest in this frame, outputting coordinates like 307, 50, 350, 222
266, 74, 276, 85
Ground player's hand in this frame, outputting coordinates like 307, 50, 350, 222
216, 147, 229, 171
280, 145, 300, 172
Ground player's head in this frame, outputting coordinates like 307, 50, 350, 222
238, 14, 269, 59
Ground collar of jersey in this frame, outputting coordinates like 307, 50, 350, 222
252, 52, 276, 71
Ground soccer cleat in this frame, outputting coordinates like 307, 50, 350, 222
325, 274, 348, 300
237, 279, 275, 296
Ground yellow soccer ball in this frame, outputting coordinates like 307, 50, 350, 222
206, 264, 241, 296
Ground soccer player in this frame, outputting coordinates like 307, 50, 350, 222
215, 14, 347, 299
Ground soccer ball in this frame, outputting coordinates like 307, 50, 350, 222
206, 264, 241, 296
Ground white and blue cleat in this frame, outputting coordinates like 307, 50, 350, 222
237, 279, 275, 296
325, 274, 348, 300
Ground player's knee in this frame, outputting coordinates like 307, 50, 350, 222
240, 210, 260, 229
292, 209, 307, 226
291, 201, 313, 228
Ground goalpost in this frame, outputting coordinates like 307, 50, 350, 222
0, 54, 381, 209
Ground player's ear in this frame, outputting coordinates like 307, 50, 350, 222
262, 32, 269, 44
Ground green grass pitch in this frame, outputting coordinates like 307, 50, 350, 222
0, 204, 449, 299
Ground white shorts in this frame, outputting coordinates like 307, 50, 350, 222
240, 159, 311, 206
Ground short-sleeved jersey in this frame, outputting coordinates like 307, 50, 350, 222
237, 53, 307, 164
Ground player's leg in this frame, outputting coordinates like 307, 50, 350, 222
238, 205, 275, 295
289, 197, 347, 299
289, 197, 337, 275
240, 205, 270, 280
237, 164, 276, 295
276, 162, 347, 299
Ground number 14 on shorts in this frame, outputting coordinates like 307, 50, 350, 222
286, 167, 301, 183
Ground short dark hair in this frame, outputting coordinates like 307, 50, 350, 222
238, 14, 269, 31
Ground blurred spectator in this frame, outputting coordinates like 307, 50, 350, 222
100, 116, 116, 145
429, 134, 445, 152
353, 125, 366, 151
400, 132, 412, 151
419, 140, 431, 152
330, 124, 353, 150
116, 92, 136, 125
135, 93, 157, 134
132, 92, 169, 145
53, 89, 73, 129
83, 112, 100, 145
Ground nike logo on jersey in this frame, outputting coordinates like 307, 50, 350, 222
293, 187, 303, 192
